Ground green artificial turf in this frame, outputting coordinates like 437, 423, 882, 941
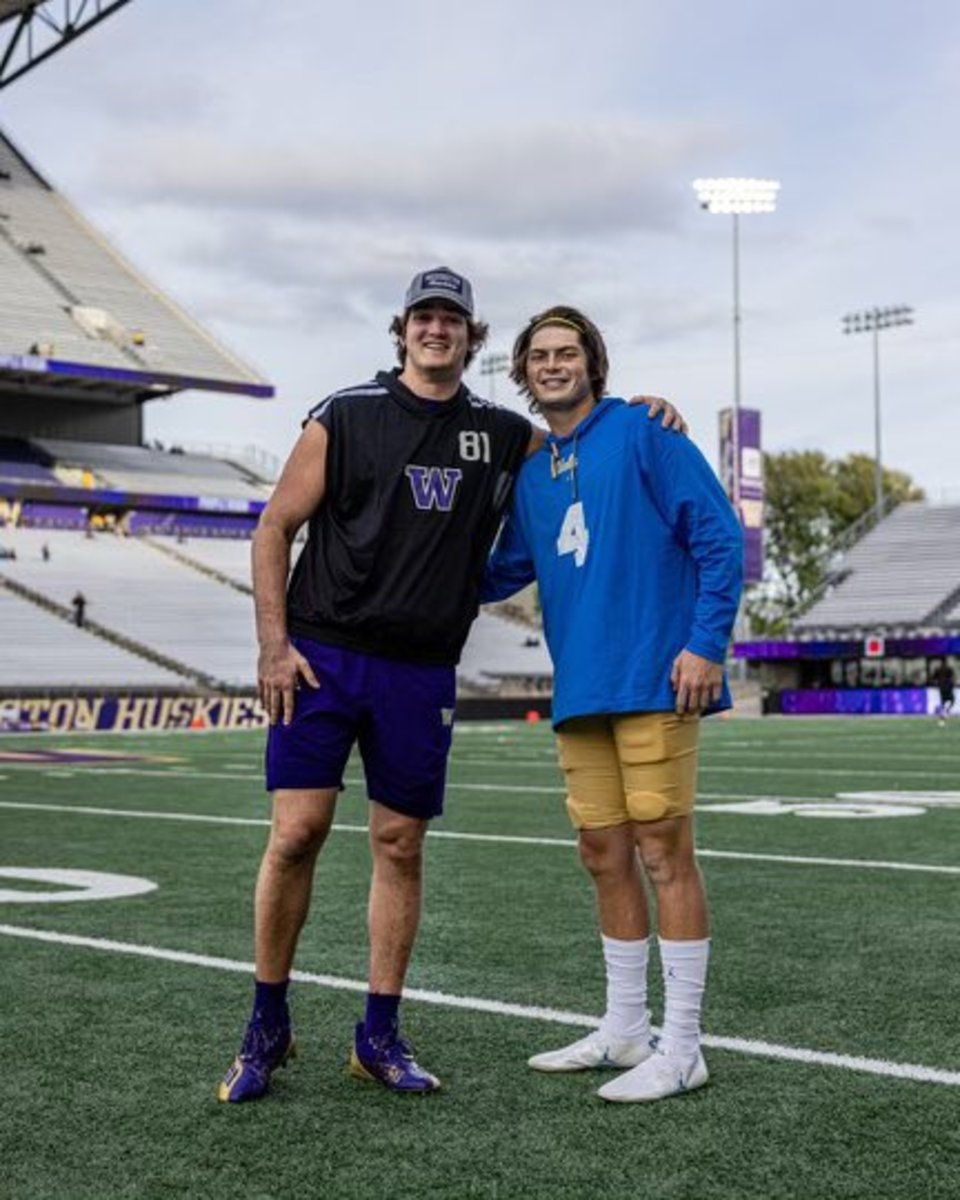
1, 717, 959, 1198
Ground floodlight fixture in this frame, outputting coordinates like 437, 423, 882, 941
479, 352, 510, 401
841, 305, 916, 524
842, 306, 914, 336
692, 176, 781, 507
693, 177, 780, 215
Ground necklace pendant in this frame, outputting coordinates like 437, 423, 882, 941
551, 452, 577, 479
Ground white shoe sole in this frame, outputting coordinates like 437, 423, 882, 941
597, 1052, 708, 1102
528, 1034, 654, 1073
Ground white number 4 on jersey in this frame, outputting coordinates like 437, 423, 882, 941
557, 501, 590, 567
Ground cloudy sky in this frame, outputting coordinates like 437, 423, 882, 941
3, 0, 959, 495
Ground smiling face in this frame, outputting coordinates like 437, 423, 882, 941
400, 301, 470, 393
525, 324, 596, 429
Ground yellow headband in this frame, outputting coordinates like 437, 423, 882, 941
530, 316, 585, 337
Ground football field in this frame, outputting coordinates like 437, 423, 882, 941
1, 716, 959, 1199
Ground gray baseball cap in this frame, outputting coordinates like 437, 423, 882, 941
403, 266, 474, 317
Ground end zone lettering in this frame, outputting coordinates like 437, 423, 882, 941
0, 695, 269, 733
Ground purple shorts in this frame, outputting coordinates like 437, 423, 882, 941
265, 638, 456, 819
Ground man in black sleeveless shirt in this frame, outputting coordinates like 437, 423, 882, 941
219, 267, 683, 1102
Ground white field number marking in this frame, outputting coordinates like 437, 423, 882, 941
557, 500, 589, 567
698, 799, 926, 819
0, 868, 157, 904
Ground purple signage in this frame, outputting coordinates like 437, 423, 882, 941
719, 406, 764, 584
0, 694, 267, 733
0, 479, 266, 517
736, 634, 960, 660
0, 351, 274, 399
780, 688, 932, 716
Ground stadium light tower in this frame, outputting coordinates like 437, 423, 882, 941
692, 177, 780, 506
841, 306, 915, 524
479, 352, 509, 402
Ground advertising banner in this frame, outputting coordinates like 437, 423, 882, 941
0, 694, 268, 734
778, 688, 946, 716
719, 406, 763, 583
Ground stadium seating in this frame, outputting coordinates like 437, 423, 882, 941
942, 599, 960, 624
0, 524, 550, 694
33, 438, 271, 500
0, 583, 187, 687
459, 609, 553, 692
795, 503, 960, 632
165, 536, 254, 589
0, 528, 256, 687
0, 436, 59, 485
0, 131, 265, 388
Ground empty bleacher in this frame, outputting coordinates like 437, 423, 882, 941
795, 503, 960, 632
0, 522, 553, 695
459, 609, 553, 692
0, 130, 267, 389
33, 438, 272, 500
0, 584, 187, 688
0, 436, 58, 485
166, 536, 253, 589
0, 528, 257, 687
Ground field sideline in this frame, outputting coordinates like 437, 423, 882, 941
1, 716, 958, 1198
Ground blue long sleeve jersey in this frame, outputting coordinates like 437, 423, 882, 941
481, 398, 744, 726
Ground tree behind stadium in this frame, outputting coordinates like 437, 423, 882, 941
747, 451, 924, 634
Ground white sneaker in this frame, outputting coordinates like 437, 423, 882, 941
597, 1047, 708, 1102
528, 1029, 654, 1073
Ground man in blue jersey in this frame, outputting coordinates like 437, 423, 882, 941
483, 306, 743, 1103
218, 272, 688, 1105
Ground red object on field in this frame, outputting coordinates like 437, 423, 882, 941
525, 710, 541, 723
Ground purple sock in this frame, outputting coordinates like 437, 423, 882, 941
364, 993, 400, 1038
252, 979, 289, 1027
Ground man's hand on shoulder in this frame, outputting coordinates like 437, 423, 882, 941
628, 395, 688, 435
670, 649, 723, 713
258, 638, 320, 726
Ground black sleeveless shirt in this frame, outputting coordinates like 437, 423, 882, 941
286, 369, 531, 665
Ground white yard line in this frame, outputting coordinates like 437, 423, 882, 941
5, 756, 960, 782
468, 761, 960, 780
453, 752, 960, 766
2, 800, 959, 875
0, 922, 957, 1088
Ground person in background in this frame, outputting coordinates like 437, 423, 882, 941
71, 591, 87, 628
931, 660, 956, 726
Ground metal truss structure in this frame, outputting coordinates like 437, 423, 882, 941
0, 0, 132, 90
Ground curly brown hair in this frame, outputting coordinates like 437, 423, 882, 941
510, 305, 609, 413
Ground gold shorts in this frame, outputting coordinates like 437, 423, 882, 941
556, 712, 700, 829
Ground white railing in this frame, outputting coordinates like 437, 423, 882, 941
171, 442, 281, 482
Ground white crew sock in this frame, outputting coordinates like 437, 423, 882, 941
657, 936, 710, 1061
599, 934, 651, 1040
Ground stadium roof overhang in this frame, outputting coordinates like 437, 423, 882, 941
0, 351, 275, 405
0, 0, 133, 90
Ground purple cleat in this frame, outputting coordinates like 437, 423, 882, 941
348, 1022, 440, 1093
218, 1021, 295, 1103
